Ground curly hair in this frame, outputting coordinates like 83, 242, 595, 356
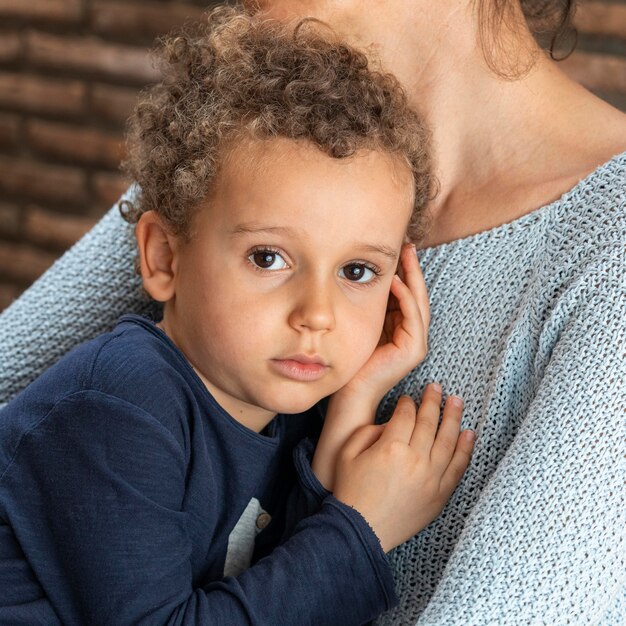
120, 6, 432, 242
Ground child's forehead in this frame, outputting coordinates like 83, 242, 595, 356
193, 136, 414, 251
214, 135, 415, 210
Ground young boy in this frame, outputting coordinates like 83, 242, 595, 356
0, 8, 474, 625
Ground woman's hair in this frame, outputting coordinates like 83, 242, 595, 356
521, 0, 577, 52
120, 6, 432, 242
477, 0, 578, 78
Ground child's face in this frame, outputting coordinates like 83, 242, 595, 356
160, 138, 413, 432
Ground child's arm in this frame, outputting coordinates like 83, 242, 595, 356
333, 386, 474, 553
312, 243, 431, 491
0, 392, 396, 626
286, 383, 474, 554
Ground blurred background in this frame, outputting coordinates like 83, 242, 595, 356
0, 0, 624, 314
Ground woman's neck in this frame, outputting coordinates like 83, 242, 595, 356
363, 4, 626, 246
419, 63, 626, 246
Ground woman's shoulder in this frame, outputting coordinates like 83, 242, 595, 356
548, 150, 626, 261
566, 149, 626, 210
418, 152, 624, 317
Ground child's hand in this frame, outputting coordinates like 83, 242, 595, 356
333, 385, 475, 553
311, 243, 429, 490
344, 242, 429, 401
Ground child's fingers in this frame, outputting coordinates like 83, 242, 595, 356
400, 244, 430, 331
389, 274, 422, 338
439, 430, 475, 496
409, 383, 442, 456
378, 395, 417, 444
430, 395, 464, 470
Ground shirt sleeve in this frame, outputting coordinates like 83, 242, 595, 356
415, 248, 626, 624
0, 390, 397, 626
277, 437, 331, 538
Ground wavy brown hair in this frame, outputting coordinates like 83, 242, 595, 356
477, 0, 578, 77
120, 6, 431, 242
520, 0, 578, 56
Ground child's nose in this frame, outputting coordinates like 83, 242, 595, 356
287, 279, 336, 334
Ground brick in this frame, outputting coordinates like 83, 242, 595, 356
91, 1, 206, 41
0, 282, 21, 313
575, 2, 626, 39
91, 84, 139, 125
0, 202, 20, 237
0, 32, 21, 63
0, 0, 82, 23
26, 31, 161, 84
0, 112, 20, 150
26, 120, 125, 169
0, 240, 56, 284
0, 157, 87, 206
23, 205, 97, 249
93, 171, 131, 209
561, 52, 626, 94
0, 72, 86, 117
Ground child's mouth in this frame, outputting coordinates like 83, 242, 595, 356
269, 357, 328, 381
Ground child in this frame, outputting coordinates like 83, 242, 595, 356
0, 8, 474, 625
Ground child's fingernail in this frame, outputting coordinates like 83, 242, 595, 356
464, 430, 475, 443
430, 382, 442, 393
450, 395, 464, 408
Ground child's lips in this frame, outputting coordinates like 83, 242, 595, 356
270, 355, 329, 381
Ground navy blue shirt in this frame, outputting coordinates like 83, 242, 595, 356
0, 315, 397, 625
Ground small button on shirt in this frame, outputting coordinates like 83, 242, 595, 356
256, 512, 272, 530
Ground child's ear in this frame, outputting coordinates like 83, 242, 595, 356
135, 211, 179, 302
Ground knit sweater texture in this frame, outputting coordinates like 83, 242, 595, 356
0, 152, 625, 625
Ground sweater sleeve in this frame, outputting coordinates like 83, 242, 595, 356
415, 248, 626, 624
0, 390, 397, 626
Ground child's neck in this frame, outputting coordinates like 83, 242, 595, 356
192, 366, 278, 434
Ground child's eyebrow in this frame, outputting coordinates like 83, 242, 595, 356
355, 244, 400, 262
231, 223, 399, 261
230, 224, 297, 237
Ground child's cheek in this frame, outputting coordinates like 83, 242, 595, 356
350, 298, 387, 362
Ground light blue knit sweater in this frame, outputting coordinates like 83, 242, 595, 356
0, 152, 624, 625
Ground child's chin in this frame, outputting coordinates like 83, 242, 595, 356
271, 398, 321, 416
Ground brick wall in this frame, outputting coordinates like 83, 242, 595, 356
0, 0, 625, 313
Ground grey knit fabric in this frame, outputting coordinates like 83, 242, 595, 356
0, 154, 624, 625
375, 151, 626, 625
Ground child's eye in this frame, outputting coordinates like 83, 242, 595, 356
339, 263, 378, 283
248, 249, 288, 271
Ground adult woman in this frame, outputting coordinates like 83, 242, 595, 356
0, 0, 624, 623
